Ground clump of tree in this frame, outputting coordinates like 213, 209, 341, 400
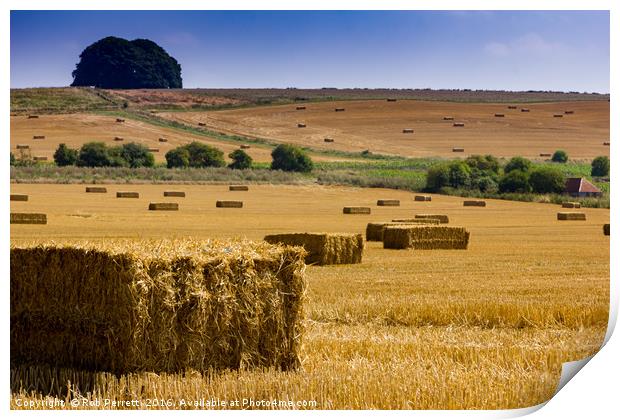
71, 36, 182, 89
53, 143, 79, 166
228, 149, 253, 169
271, 144, 313, 172
591, 156, 610, 177
551, 150, 568, 163
53, 142, 154, 168
165, 142, 225, 168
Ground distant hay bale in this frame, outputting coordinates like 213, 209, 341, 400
521, 108, 530, 112
32, 135, 45, 140
392, 218, 440, 225
494, 113, 505, 117
10, 239, 306, 373
10, 213, 47, 225
149, 202, 179, 211
452, 147, 465, 152
27, 115, 39, 119
443, 116, 454, 121
33, 156, 48, 162
453, 122, 465, 127
296, 106, 306, 110
116, 118, 125, 123
11, 194, 28, 202
414, 195, 432, 202
324, 138, 334, 143
164, 191, 186, 197
386, 98, 397, 102
343, 206, 371, 214
158, 137, 168, 142
16, 144, 29, 150
564, 110, 574, 115
415, 214, 449, 223
297, 123, 306, 128
113, 136, 124, 141
539, 153, 551, 157
229, 185, 249, 191
603, 224, 610, 236
603, 142, 610, 146
383, 225, 470, 250
553, 114, 564, 118
217, 200, 243, 208
507, 106, 518, 110
366, 221, 438, 242
562, 202, 581, 208
377, 199, 400, 206
334, 108, 345, 112
557, 212, 586, 221
240, 144, 251, 149
198, 122, 206, 126
116, 191, 139, 198
264, 233, 363, 265
148, 148, 159, 153
85, 186, 107, 193
464, 200, 486, 207
402, 128, 414, 134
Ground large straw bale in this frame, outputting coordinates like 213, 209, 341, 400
415, 214, 449, 224
85, 187, 107, 193
11, 194, 28, 202
10, 213, 47, 225
366, 221, 438, 241
343, 207, 371, 214
149, 203, 179, 211
10, 239, 307, 373
217, 201, 243, 208
377, 199, 400, 206
264, 233, 363, 265
392, 218, 441, 225
229, 185, 249, 191
116, 192, 139, 198
383, 226, 469, 250
603, 224, 610, 236
414, 195, 432, 201
464, 200, 486, 207
164, 191, 186, 197
562, 202, 581, 209
557, 212, 586, 221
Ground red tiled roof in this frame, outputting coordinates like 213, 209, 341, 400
565, 177, 601, 193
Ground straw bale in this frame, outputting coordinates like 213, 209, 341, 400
28, 115, 39, 119
229, 185, 249, 191
494, 113, 505, 117
557, 212, 586, 221
10, 213, 47, 225
402, 128, 414, 133
164, 191, 186, 197
116, 192, 139, 198
334, 108, 345, 112
240, 144, 251, 149
414, 195, 432, 202
507, 106, 517, 109
11, 194, 28, 202
383, 225, 469, 250
264, 233, 363, 265
217, 201, 243, 208
343, 206, 371, 214
443, 116, 454, 121
452, 147, 465, 152
33, 135, 45, 140
539, 153, 551, 157
553, 114, 564, 118
565, 110, 574, 114
562, 202, 581, 209
158, 138, 168, 142
464, 200, 486, 207
324, 138, 334, 143
85, 187, 107, 193
386, 98, 397, 102
603, 224, 610, 236
366, 221, 438, 241
603, 142, 610, 146
33, 156, 48, 162
113, 136, 124, 141
198, 122, 206, 126
297, 123, 306, 128
16, 144, 29, 150
453, 123, 465, 127
521, 108, 530, 112
10, 239, 307, 373
415, 214, 449, 223
296, 106, 306, 110
116, 118, 125, 123
392, 218, 440, 225
149, 203, 179, 211
148, 148, 159, 153
377, 199, 400, 206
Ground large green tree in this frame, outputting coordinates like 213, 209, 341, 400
71, 36, 182, 89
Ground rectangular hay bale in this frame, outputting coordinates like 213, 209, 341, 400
264, 233, 363, 265
383, 225, 470, 250
149, 202, 179, 211
85, 187, 107, 193
33, 135, 45, 140
240, 144, 251, 149
10, 239, 306, 373
452, 147, 465, 152
402, 128, 414, 133
10, 213, 46, 225
16, 144, 29, 150
11, 194, 29, 202
557, 212, 586, 221
116, 192, 139, 198
414, 195, 432, 202
366, 221, 438, 241
562, 202, 581, 209
158, 138, 168, 142
229, 185, 249, 191
377, 199, 400, 206
464, 200, 486, 207
217, 200, 243, 208
494, 113, 505, 117
453, 123, 465, 127
392, 218, 441, 225
163, 191, 186, 197
603, 223, 610, 236
343, 206, 371, 214
415, 214, 449, 224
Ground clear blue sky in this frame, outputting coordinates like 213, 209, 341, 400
10, 10, 609, 92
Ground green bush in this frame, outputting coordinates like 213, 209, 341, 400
465, 154, 500, 174
476, 176, 499, 193
228, 149, 253, 170
10, 152, 16, 166
551, 150, 568, 163
185, 142, 225, 168
528, 167, 566, 193
271, 144, 313, 172
53, 143, 79, 166
448, 161, 471, 189
499, 170, 531, 193
116, 142, 155, 168
591, 156, 610, 177
77, 142, 111, 167
165, 147, 190, 169
504, 156, 531, 174
425, 163, 450, 192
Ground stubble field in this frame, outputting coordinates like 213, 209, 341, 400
10, 183, 609, 409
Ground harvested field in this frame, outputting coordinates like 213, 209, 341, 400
216, 200, 243, 208
464, 200, 486, 207
377, 199, 400, 206
9, 184, 610, 409
264, 232, 363, 265
158, 100, 609, 159
383, 225, 470, 250
558, 212, 586, 221
11, 239, 306, 373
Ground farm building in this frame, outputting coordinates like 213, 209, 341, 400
564, 177, 602, 198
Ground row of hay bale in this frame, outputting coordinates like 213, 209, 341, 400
10, 239, 307, 373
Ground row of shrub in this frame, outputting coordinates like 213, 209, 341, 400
425, 154, 609, 194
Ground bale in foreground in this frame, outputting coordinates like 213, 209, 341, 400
264, 233, 364, 265
557, 212, 586, 221
10, 239, 307, 373
383, 226, 470, 250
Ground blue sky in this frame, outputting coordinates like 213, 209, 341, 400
10, 10, 609, 92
